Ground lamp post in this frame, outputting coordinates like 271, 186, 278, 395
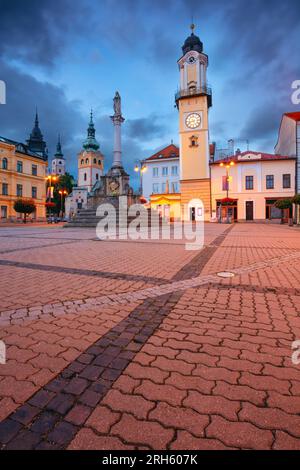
58, 190, 68, 218
46, 175, 57, 216
134, 160, 147, 195
219, 159, 235, 224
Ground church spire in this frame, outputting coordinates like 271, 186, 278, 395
27, 109, 47, 160
54, 134, 64, 159
83, 109, 100, 152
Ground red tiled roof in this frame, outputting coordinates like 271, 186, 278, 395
145, 144, 179, 161
285, 112, 300, 122
210, 150, 295, 165
145, 142, 215, 161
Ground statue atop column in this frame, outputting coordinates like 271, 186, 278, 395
113, 91, 122, 116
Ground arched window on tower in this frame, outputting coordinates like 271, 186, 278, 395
96, 173, 99, 180
84, 173, 87, 181
86, 158, 89, 164
98, 160, 101, 166
81, 159, 84, 165
93, 158, 97, 164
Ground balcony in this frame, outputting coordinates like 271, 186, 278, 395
175, 85, 212, 108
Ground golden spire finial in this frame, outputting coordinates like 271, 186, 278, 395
190, 23, 195, 33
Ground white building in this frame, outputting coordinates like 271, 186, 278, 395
142, 144, 180, 201
275, 112, 300, 192
51, 136, 66, 176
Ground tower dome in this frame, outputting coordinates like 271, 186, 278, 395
182, 24, 203, 55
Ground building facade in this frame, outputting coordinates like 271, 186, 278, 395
210, 151, 296, 222
142, 144, 181, 220
176, 25, 212, 221
275, 112, 300, 192
0, 136, 47, 221
142, 144, 180, 199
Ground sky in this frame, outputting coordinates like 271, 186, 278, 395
0, 0, 299, 188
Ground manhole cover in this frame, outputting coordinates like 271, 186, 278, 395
217, 272, 235, 278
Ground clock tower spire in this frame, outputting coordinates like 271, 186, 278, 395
176, 24, 212, 221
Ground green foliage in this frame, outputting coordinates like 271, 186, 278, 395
13, 198, 36, 223
292, 194, 300, 205
274, 198, 293, 210
47, 173, 75, 214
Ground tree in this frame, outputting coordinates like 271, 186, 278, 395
53, 173, 75, 214
14, 199, 36, 223
275, 198, 293, 224
292, 194, 300, 225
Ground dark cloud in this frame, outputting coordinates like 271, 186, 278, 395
125, 115, 168, 140
0, 58, 85, 174
0, 0, 85, 66
1, 0, 299, 183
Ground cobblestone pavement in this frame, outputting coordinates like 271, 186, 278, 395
0, 223, 300, 450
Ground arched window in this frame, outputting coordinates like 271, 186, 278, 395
93, 158, 97, 164
98, 160, 101, 166
96, 173, 99, 180
85, 158, 89, 164
84, 173, 87, 181
2, 158, 8, 170
81, 159, 84, 165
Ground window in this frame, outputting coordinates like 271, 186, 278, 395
153, 167, 159, 177
1, 206, 7, 219
172, 182, 179, 193
81, 159, 84, 165
2, 183, 8, 196
32, 164, 37, 176
2, 158, 8, 170
98, 160, 102, 166
222, 176, 229, 191
17, 184, 23, 197
162, 167, 168, 176
245, 176, 254, 190
32, 186, 37, 199
93, 158, 97, 164
283, 174, 291, 189
86, 158, 89, 164
266, 175, 274, 189
84, 173, 87, 181
152, 183, 159, 194
96, 173, 99, 180
171, 166, 178, 176
17, 161, 23, 173
161, 183, 166, 193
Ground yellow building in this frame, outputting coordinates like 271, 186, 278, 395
210, 151, 296, 222
176, 25, 212, 221
0, 136, 47, 221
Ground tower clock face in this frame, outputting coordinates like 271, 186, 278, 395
188, 56, 196, 64
185, 113, 201, 129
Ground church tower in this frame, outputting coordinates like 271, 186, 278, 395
78, 111, 104, 192
27, 111, 48, 160
51, 135, 66, 176
176, 25, 212, 221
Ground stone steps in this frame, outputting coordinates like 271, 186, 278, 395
65, 207, 169, 228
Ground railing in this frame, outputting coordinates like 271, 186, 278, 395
175, 85, 212, 104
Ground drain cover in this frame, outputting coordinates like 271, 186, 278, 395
217, 271, 235, 278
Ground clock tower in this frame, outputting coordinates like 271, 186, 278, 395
176, 25, 212, 221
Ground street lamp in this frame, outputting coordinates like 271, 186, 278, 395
134, 160, 147, 195
58, 190, 68, 218
46, 175, 58, 216
219, 159, 235, 223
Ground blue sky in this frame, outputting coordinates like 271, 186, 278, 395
0, 0, 299, 188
